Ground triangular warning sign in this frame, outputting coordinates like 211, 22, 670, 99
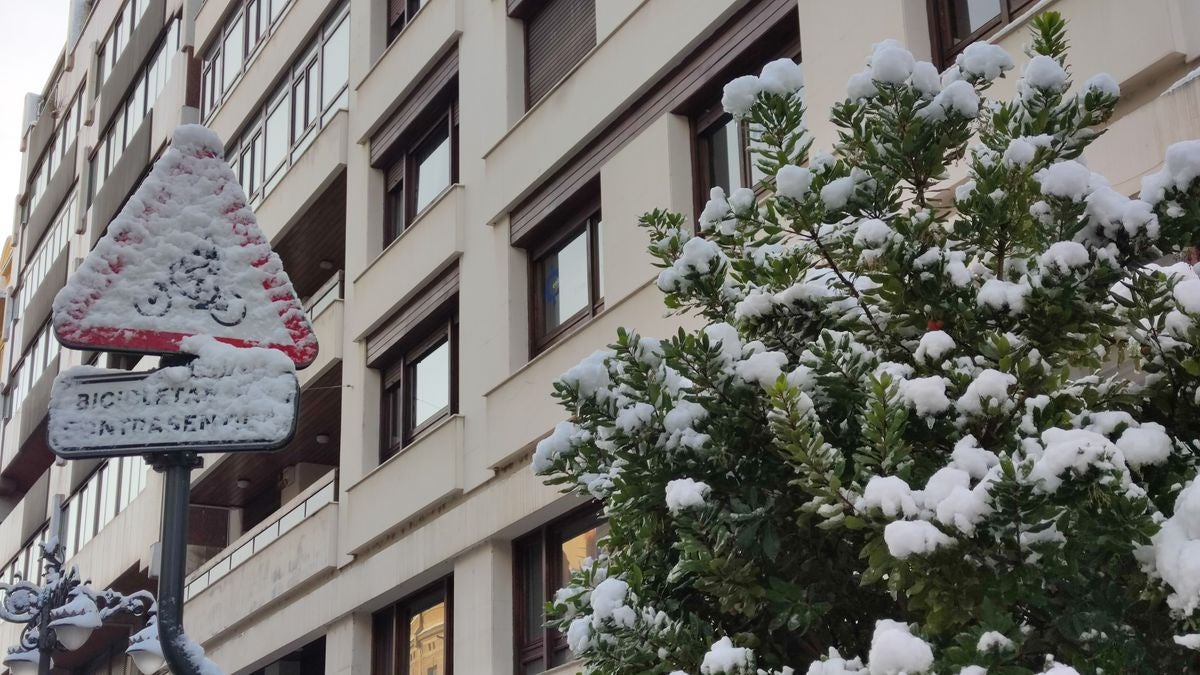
53, 125, 318, 368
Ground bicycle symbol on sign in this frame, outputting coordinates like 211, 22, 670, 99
134, 238, 248, 327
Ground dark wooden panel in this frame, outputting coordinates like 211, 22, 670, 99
509, 0, 798, 246
366, 266, 459, 366
369, 47, 459, 167
274, 173, 346, 300
525, 0, 596, 107
190, 364, 342, 508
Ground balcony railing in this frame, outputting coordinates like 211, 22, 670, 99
184, 470, 337, 601
304, 270, 344, 321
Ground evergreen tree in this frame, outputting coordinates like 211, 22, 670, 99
534, 14, 1200, 674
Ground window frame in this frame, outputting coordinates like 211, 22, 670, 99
381, 100, 459, 246
380, 315, 458, 461
371, 577, 453, 675
388, 0, 428, 44
513, 503, 606, 675
927, 0, 1038, 69
528, 200, 603, 355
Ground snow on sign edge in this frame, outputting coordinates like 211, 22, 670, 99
51, 125, 318, 368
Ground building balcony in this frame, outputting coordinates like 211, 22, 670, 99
184, 469, 338, 644
0, 352, 60, 493
299, 270, 343, 389
255, 111, 348, 245
342, 414, 463, 555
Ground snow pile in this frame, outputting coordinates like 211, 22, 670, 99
955, 42, 1014, 82
700, 637, 754, 674
1023, 55, 1069, 93
868, 40, 914, 84
918, 80, 980, 122
658, 237, 727, 293
777, 165, 814, 201
956, 369, 1016, 417
883, 520, 954, 558
914, 331, 955, 365
590, 578, 636, 628
977, 278, 1030, 315
1151, 479, 1200, 615
898, 377, 951, 416
1140, 139, 1200, 204
533, 421, 589, 473
821, 177, 856, 210
951, 435, 999, 480
735, 350, 788, 388
1038, 241, 1090, 274
866, 620, 934, 675
1027, 428, 1128, 493
722, 58, 803, 116
48, 336, 298, 453
1114, 423, 1173, 468
806, 649, 866, 675
911, 61, 940, 97
1174, 634, 1200, 650
862, 476, 919, 518
976, 631, 1014, 652
1084, 72, 1120, 98
52, 125, 317, 367
1037, 160, 1093, 201
665, 478, 711, 514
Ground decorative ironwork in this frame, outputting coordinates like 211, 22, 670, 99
0, 533, 157, 675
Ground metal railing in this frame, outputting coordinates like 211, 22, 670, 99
304, 270, 344, 321
183, 470, 337, 601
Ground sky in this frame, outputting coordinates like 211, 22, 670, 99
0, 1, 69, 242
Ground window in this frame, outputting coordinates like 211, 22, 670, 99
225, 2, 349, 204
519, 0, 596, 109
88, 17, 181, 205
529, 200, 603, 354
382, 101, 458, 245
514, 505, 607, 675
61, 456, 149, 559
200, 0, 296, 119
929, 0, 1037, 68
94, 0, 147, 96
373, 579, 451, 675
381, 316, 457, 460
387, 0, 428, 43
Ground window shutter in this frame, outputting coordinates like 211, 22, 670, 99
525, 0, 596, 108
389, 0, 406, 25
367, 265, 459, 367
369, 47, 458, 167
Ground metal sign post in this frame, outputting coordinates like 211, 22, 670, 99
148, 450, 202, 675
44, 126, 319, 675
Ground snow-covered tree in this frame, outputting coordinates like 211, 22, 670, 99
533, 13, 1200, 675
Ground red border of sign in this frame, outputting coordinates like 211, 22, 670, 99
53, 146, 318, 369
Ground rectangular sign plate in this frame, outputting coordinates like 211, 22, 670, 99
48, 364, 299, 459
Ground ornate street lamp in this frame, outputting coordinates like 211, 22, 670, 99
0, 533, 158, 675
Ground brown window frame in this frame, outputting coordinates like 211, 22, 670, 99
380, 314, 458, 462
383, 100, 459, 246
372, 577, 453, 675
927, 0, 1038, 69
528, 197, 603, 356
513, 504, 606, 675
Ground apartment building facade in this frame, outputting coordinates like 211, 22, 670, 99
0, 0, 1197, 674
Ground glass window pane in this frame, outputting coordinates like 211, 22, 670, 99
704, 118, 741, 194
264, 94, 288, 174
412, 339, 449, 427
407, 600, 446, 675
415, 127, 450, 213
270, 0, 287, 23
948, 0, 1002, 41
520, 539, 544, 642
101, 464, 118, 525
223, 15, 244, 91
540, 231, 589, 334
321, 18, 349, 109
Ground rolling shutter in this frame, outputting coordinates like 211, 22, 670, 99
525, 0, 596, 108
366, 265, 459, 367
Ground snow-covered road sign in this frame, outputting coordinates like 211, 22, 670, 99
52, 126, 318, 368
47, 339, 299, 459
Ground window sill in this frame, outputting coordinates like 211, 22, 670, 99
543, 660, 584, 675
345, 413, 462, 494
482, 277, 654, 399
353, 182, 461, 285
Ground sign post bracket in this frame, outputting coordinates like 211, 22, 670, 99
148, 450, 204, 675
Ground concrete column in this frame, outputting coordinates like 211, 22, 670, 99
325, 613, 373, 675
452, 541, 514, 674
